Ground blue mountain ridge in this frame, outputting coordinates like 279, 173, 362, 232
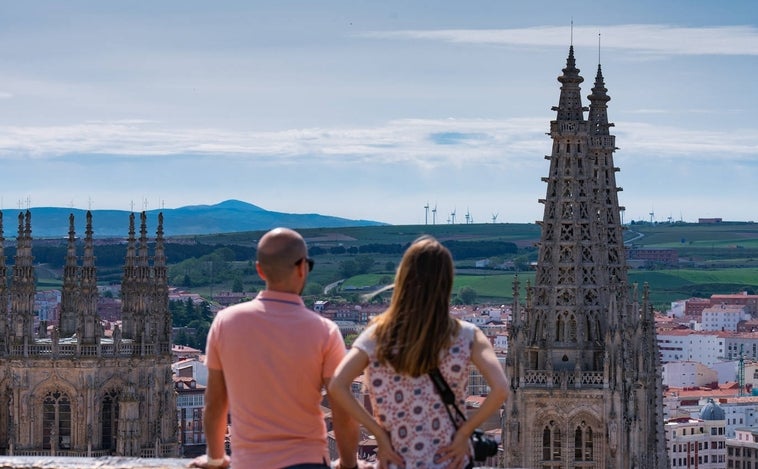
0, 199, 387, 238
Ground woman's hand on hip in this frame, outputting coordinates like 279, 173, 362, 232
375, 429, 404, 469
435, 429, 471, 469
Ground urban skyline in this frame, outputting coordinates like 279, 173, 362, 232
0, 1, 756, 225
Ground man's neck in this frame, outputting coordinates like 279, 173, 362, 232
264, 285, 301, 295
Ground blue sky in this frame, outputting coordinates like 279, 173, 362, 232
0, 1, 756, 225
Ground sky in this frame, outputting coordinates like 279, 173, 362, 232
0, 0, 756, 226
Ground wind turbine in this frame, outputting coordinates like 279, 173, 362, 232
450, 209, 456, 224
424, 202, 430, 225
492, 213, 499, 224
432, 204, 437, 225
649, 208, 655, 224
464, 209, 470, 225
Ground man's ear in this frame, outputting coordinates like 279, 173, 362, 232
255, 261, 267, 281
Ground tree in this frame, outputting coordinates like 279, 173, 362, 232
174, 329, 191, 347
339, 260, 358, 278
355, 255, 375, 274
458, 286, 477, 305
330, 246, 346, 255
305, 283, 324, 296
214, 247, 237, 262
232, 277, 244, 293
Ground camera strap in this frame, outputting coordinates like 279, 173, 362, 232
429, 367, 468, 430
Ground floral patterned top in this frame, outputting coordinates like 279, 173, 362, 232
353, 320, 477, 468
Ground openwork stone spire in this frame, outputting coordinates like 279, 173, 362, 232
10, 211, 35, 344
78, 211, 100, 344
503, 47, 667, 469
60, 214, 79, 337
153, 213, 172, 353
121, 212, 138, 339
136, 212, 151, 346
0, 212, 7, 349
552, 46, 586, 122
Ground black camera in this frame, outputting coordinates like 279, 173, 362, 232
471, 429, 499, 462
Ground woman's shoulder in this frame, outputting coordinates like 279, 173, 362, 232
352, 323, 378, 355
455, 318, 479, 336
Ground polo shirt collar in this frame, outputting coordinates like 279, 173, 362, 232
256, 290, 305, 307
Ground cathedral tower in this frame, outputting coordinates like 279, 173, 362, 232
0, 211, 177, 457
502, 47, 667, 468
0, 212, 8, 352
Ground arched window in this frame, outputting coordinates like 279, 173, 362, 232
101, 390, 120, 451
542, 421, 562, 467
43, 390, 71, 450
574, 421, 594, 462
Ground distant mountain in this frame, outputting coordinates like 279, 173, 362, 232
0, 200, 387, 238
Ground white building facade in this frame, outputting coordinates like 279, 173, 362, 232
663, 361, 718, 388
701, 304, 749, 332
658, 330, 725, 366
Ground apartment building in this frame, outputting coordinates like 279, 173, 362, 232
175, 377, 207, 457
663, 361, 718, 388
665, 399, 726, 468
658, 329, 725, 365
723, 332, 758, 360
702, 304, 749, 332
727, 428, 758, 468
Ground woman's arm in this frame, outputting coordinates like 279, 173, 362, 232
459, 328, 510, 434
436, 328, 509, 465
328, 347, 404, 468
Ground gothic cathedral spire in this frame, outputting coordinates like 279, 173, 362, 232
503, 47, 667, 469
60, 214, 79, 337
0, 212, 7, 351
10, 211, 35, 345
78, 211, 99, 344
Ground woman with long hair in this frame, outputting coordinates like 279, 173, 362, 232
329, 236, 509, 468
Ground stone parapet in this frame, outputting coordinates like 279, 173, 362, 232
0, 457, 190, 469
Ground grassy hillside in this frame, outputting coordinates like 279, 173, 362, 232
302, 221, 758, 310
29, 221, 758, 312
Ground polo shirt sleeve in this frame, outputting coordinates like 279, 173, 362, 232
322, 320, 347, 380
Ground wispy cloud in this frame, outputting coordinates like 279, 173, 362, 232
619, 122, 758, 160
362, 25, 758, 56
0, 117, 754, 167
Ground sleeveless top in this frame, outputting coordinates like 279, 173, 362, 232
353, 320, 477, 468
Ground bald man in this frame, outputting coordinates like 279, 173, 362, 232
194, 228, 359, 469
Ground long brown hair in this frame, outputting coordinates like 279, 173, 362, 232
372, 236, 458, 377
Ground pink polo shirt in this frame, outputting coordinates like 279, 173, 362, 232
205, 290, 346, 468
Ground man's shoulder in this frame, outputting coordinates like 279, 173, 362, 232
304, 309, 340, 330
218, 298, 262, 314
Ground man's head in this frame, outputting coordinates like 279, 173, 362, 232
256, 227, 312, 294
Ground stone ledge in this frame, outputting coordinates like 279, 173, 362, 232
0, 457, 515, 469
0, 457, 191, 469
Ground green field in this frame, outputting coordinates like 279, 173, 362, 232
27, 221, 758, 312
327, 221, 758, 310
